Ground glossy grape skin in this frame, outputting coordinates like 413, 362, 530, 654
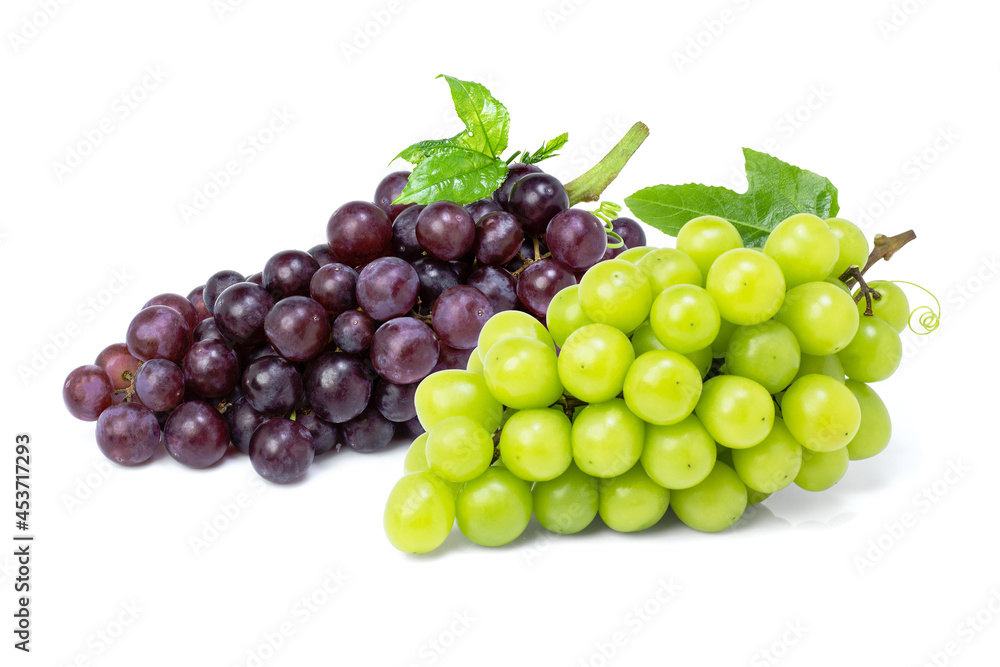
203, 270, 245, 315
695, 376, 774, 449
826, 217, 870, 278
493, 162, 542, 209
731, 418, 802, 493
508, 173, 569, 235
297, 411, 341, 455
633, 325, 713, 376
414, 370, 503, 432
782, 374, 861, 452
571, 398, 645, 478
308, 243, 337, 267
331, 310, 375, 354
546, 209, 607, 271
725, 320, 801, 394
624, 351, 703, 426
617, 246, 655, 264
126, 306, 192, 363
795, 447, 849, 491
427, 286, 490, 350
96, 403, 161, 465
212, 282, 274, 346
64, 365, 115, 421
133, 358, 184, 412
183, 339, 240, 398
310, 263, 359, 315
794, 353, 846, 383
499, 408, 573, 482
327, 200, 392, 266
373, 170, 414, 222
635, 248, 702, 294
186, 286, 211, 323
425, 416, 494, 482
578, 259, 653, 334
546, 285, 594, 348
477, 310, 555, 361
386, 205, 424, 262
465, 197, 503, 223
471, 211, 523, 266
532, 462, 599, 534
246, 272, 264, 286
466, 266, 518, 314
415, 201, 475, 261
164, 401, 230, 468
670, 461, 747, 532
558, 324, 635, 404
598, 464, 670, 532
249, 418, 314, 483
775, 281, 859, 356
370, 317, 440, 384
342, 405, 395, 453
412, 256, 461, 306
675, 216, 744, 280
143, 293, 199, 331
263, 296, 330, 362
241, 356, 302, 416
649, 284, 721, 354
95, 343, 141, 391
640, 414, 717, 490
838, 317, 902, 383
857, 280, 910, 333
374, 381, 418, 422
303, 352, 373, 423
356, 257, 419, 321
225, 395, 268, 453
516, 258, 576, 319
384, 472, 456, 553
845, 380, 892, 460
263, 250, 320, 300
456, 467, 533, 547
431, 344, 476, 374
705, 249, 785, 326
763, 213, 840, 288
612, 217, 646, 249
483, 336, 563, 410
192, 318, 226, 343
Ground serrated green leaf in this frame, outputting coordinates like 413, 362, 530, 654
521, 132, 569, 164
624, 148, 839, 247
394, 150, 508, 205
393, 138, 465, 165
437, 74, 509, 159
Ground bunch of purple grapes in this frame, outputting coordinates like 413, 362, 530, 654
62, 164, 646, 484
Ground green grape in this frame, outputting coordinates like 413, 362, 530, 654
838, 316, 902, 383
384, 472, 455, 553
546, 285, 594, 348
403, 433, 430, 473
724, 320, 801, 393
598, 463, 670, 532
640, 414, 717, 489
782, 374, 861, 452
414, 370, 503, 432
631, 324, 710, 376
706, 249, 785, 325
670, 461, 747, 532
578, 259, 653, 334
477, 310, 554, 362
695, 375, 774, 449
845, 380, 892, 460
746, 488, 771, 505
775, 281, 859, 355
571, 398, 645, 478
794, 353, 846, 383
425, 416, 494, 483
763, 213, 840, 288
557, 323, 635, 403
795, 447, 849, 491
826, 278, 852, 294
649, 284, 721, 354
466, 348, 485, 375
675, 215, 744, 280
826, 217, 870, 279
617, 246, 655, 264
499, 408, 573, 482
636, 248, 703, 294
731, 418, 802, 493
684, 346, 713, 378
483, 336, 563, 409
532, 462, 599, 534
715, 443, 734, 467
856, 281, 910, 333
455, 467, 533, 546
711, 318, 738, 357
623, 351, 703, 425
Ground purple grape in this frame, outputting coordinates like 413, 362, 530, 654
612, 216, 646, 248
310, 263, 359, 315
509, 173, 569, 235
467, 266, 518, 313
473, 211, 524, 266
431, 286, 494, 350
327, 201, 392, 266
432, 344, 476, 373
249, 418, 314, 483
415, 201, 475, 261
297, 412, 341, 455
341, 405, 395, 453
602, 234, 626, 261
516, 258, 576, 318
241, 356, 303, 416
203, 270, 245, 315
546, 208, 608, 271
96, 403, 161, 465
263, 249, 320, 300
493, 162, 542, 209
143, 293, 200, 331
332, 310, 375, 354
134, 358, 185, 412
356, 257, 419, 321
164, 401, 230, 468
225, 394, 268, 454
400, 416, 425, 439
63, 365, 115, 421
193, 317, 226, 342
213, 282, 274, 346
465, 198, 503, 223
264, 296, 331, 362
244, 344, 280, 365
450, 260, 473, 283
126, 305, 192, 363
412, 257, 460, 305
370, 317, 439, 384
504, 236, 548, 273
183, 339, 240, 398
373, 171, 415, 222
95, 343, 141, 391
390, 205, 425, 261
374, 380, 418, 422
308, 243, 338, 267
246, 272, 264, 286
186, 286, 211, 323
303, 352, 373, 423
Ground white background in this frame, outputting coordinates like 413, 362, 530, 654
3, 1, 999, 665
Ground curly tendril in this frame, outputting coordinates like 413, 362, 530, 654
592, 201, 622, 226
889, 280, 941, 335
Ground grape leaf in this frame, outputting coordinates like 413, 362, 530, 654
519, 132, 569, 164
437, 74, 510, 158
394, 149, 508, 205
624, 148, 839, 247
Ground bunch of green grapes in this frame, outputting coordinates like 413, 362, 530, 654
384, 213, 907, 553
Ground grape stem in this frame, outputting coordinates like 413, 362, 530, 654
838, 229, 916, 316
841, 265, 880, 316
564, 122, 650, 206
553, 395, 586, 419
